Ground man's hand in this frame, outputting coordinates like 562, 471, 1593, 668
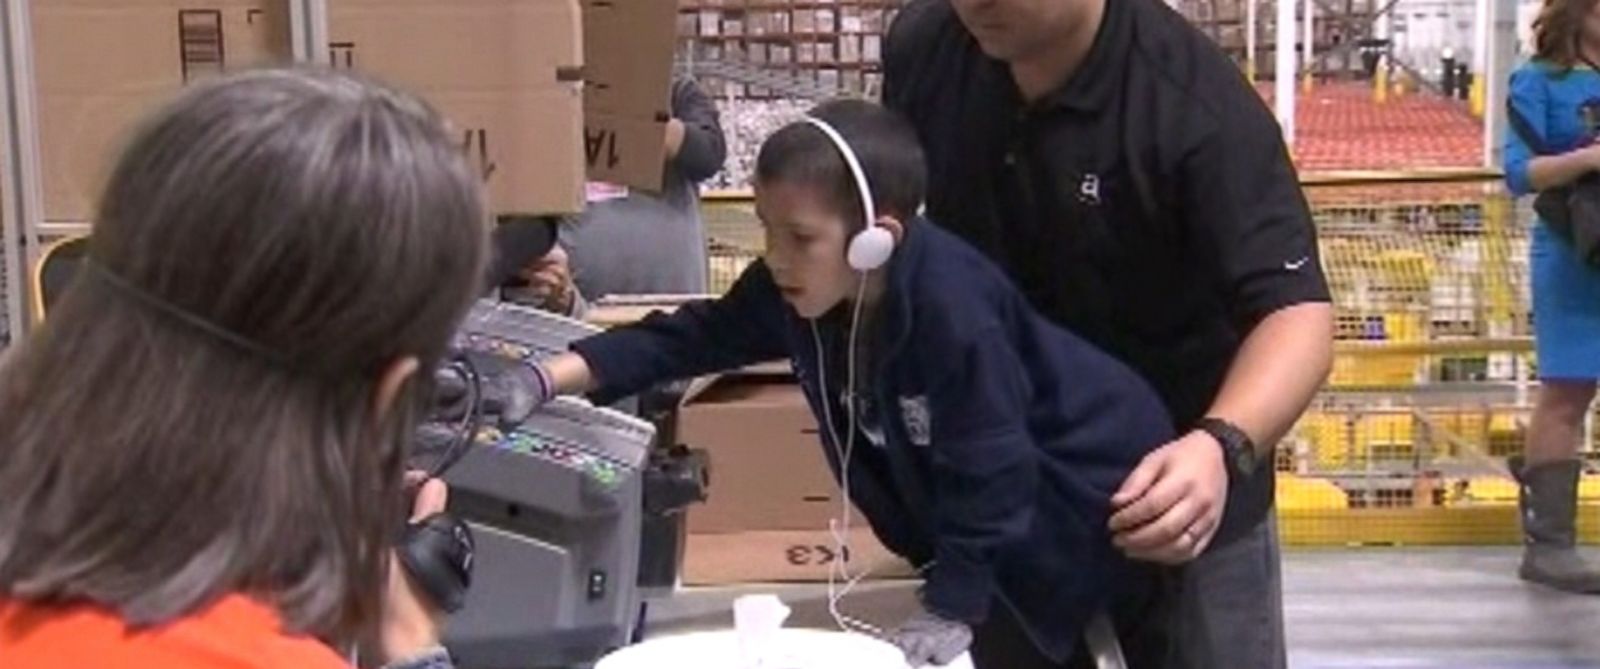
664, 118, 686, 159
517, 247, 577, 316
890, 609, 973, 668
377, 477, 451, 665
1108, 430, 1229, 564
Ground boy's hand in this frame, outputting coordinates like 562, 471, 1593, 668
891, 610, 972, 668
1108, 430, 1229, 564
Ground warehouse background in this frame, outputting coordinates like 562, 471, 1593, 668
0, 1, 1594, 664
0, 0, 1585, 546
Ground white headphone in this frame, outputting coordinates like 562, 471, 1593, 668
799, 115, 897, 637
801, 116, 896, 272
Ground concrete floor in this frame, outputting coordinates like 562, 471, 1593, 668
641, 548, 1600, 668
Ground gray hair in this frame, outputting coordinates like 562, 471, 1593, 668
0, 67, 488, 645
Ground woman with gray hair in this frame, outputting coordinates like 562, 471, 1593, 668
0, 68, 487, 668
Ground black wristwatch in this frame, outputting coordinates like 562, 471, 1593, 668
1196, 417, 1259, 477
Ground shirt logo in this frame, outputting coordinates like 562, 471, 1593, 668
900, 396, 932, 447
1077, 173, 1103, 207
1283, 256, 1311, 271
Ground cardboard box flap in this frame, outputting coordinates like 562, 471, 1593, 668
580, 0, 675, 193
580, 0, 673, 117
327, 1, 581, 87
34, 0, 293, 222
329, 0, 586, 216
680, 365, 796, 407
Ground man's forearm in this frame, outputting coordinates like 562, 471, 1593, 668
1204, 302, 1334, 456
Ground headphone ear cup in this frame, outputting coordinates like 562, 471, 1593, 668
847, 226, 895, 271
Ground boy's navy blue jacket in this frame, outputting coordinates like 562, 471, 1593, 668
572, 221, 1174, 660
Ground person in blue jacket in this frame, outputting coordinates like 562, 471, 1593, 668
536, 99, 1174, 667
1501, 0, 1600, 594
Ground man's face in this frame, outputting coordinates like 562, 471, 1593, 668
949, 0, 1075, 62
755, 180, 861, 319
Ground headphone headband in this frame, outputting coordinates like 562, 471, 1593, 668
801, 116, 876, 231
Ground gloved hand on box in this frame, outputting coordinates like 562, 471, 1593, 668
890, 608, 972, 668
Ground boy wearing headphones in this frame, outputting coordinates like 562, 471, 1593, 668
537, 99, 1173, 668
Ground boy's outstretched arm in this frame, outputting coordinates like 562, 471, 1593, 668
546, 261, 791, 404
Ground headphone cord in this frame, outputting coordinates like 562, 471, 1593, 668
429, 355, 485, 479
817, 274, 889, 639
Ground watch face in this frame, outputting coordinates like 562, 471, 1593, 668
1205, 419, 1256, 475
1235, 447, 1256, 474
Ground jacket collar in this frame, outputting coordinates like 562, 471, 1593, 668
873, 217, 928, 372
797, 218, 927, 377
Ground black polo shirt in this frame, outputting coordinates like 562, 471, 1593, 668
883, 0, 1330, 544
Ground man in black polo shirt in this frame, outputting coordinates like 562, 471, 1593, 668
883, 0, 1334, 667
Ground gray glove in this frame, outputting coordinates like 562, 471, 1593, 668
890, 610, 973, 667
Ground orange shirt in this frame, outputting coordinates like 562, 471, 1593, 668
0, 594, 350, 669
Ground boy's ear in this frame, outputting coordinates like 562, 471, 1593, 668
875, 215, 906, 246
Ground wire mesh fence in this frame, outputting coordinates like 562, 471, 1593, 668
698, 173, 1600, 546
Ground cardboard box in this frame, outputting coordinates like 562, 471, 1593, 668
818, 68, 839, 89
328, 0, 585, 215
36, 0, 674, 223
840, 36, 860, 63
862, 8, 885, 32
678, 371, 849, 534
864, 34, 882, 61
33, 0, 293, 223
841, 7, 862, 33
683, 527, 914, 586
581, 0, 675, 194
815, 9, 835, 32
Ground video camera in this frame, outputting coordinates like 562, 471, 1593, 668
401, 300, 707, 669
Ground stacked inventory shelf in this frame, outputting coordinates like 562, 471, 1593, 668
678, 0, 903, 99
1173, 0, 1376, 78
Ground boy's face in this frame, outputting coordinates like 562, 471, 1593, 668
755, 180, 862, 319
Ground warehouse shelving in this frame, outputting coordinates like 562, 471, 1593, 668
677, 0, 902, 99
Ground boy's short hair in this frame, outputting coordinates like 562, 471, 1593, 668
755, 98, 927, 228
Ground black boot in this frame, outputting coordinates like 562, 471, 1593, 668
1512, 456, 1600, 594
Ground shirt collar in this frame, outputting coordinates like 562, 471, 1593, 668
977, 0, 1132, 114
